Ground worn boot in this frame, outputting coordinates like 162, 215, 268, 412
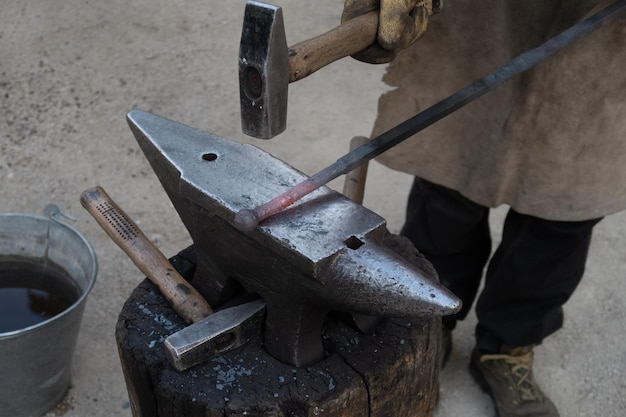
469, 346, 559, 417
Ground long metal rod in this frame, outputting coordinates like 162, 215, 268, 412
235, 0, 626, 231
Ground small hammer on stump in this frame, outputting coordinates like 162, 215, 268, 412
80, 186, 266, 371
239, 1, 379, 139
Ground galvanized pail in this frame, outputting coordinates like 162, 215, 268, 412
0, 205, 97, 417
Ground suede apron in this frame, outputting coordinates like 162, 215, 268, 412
372, 0, 626, 221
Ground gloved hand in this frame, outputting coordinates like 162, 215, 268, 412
342, 0, 438, 63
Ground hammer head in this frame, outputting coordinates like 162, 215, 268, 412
239, 1, 288, 139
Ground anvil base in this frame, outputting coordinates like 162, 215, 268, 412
116, 247, 442, 417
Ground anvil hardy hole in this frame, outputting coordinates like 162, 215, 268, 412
345, 235, 364, 250
202, 152, 218, 161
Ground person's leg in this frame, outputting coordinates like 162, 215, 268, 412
400, 177, 492, 330
475, 209, 602, 352
470, 208, 602, 417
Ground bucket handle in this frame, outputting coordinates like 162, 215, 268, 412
44, 204, 76, 225
42, 204, 77, 263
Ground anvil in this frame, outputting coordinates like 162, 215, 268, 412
127, 110, 460, 367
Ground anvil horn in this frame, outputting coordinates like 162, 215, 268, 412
326, 240, 460, 317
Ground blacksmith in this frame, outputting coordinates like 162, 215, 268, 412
341, 1, 626, 416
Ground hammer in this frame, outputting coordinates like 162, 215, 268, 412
239, 1, 379, 139
80, 186, 266, 371
235, 0, 626, 230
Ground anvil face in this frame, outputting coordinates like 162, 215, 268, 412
128, 110, 385, 266
127, 110, 460, 366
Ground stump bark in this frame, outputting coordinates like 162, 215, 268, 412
116, 246, 442, 417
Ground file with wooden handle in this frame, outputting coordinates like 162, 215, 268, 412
80, 186, 213, 324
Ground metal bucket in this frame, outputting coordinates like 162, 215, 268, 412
0, 205, 97, 417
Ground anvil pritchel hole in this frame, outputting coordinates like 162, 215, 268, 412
345, 235, 364, 250
202, 152, 218, 161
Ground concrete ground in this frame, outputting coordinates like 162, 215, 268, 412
1, 0, 624, 416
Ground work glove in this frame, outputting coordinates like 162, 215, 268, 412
342, 0, 440, 63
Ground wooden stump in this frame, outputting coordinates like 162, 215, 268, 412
116, 247, 442, 417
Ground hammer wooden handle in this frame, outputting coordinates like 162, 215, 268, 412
80, 186, 213, 323
288, 11, 378, 82
342, 136, 370, 205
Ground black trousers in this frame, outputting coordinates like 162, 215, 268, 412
400, 178, 602, 352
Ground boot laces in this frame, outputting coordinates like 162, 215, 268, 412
480, 350, 540, 403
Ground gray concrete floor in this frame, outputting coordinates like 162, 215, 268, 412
1, 0, 624, 416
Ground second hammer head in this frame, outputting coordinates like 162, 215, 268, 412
239, 1, 289, 139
